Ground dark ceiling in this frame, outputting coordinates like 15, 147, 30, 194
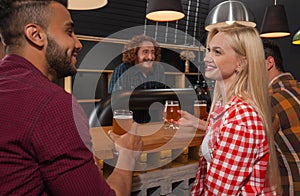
70, 0, 210, 46
70, 0, 300, 80
208, 0, 300, 81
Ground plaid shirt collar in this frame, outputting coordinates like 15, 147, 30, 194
269, 72, 294, 87
269, 72, 299, 94
210, 96, 240, 120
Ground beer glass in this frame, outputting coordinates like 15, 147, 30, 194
113, 109, 133, 135
163, 100, 181, 130
194, 100, 208, 120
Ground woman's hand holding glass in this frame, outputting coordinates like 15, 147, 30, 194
174, 110, 207, 131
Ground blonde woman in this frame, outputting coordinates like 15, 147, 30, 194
178, 24, 281, 195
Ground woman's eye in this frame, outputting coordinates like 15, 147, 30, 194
213, 50, 221, 55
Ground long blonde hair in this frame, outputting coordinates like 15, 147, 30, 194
207, 23, 281, 194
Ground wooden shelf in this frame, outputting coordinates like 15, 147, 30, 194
77, 99, 101, 103
77, 34, 200, 51
77, 69, 113, 73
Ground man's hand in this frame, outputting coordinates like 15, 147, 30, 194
108, 123, 143, 170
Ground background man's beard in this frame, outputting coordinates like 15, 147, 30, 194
136, 61, 154, 74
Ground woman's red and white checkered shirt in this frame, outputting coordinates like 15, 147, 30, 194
190, 97, 275, 195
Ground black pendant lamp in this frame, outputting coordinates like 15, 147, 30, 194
260, 0, 290, 38
146, 0, 185, 22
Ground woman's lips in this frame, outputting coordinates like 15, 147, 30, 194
205, 64, 217, 72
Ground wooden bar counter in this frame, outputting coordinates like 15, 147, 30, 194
90, 122, 205, 194
90, 122, 205, 160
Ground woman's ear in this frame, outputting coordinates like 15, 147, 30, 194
236, 56, 247, 73
24, 23, 46, 48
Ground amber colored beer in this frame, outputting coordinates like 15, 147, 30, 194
194, 100, 208, 120
164, 101, 181, 123
113, 110, 133, 135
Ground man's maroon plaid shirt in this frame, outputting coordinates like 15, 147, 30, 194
0, 54, 115, 195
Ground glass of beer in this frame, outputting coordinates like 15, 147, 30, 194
113, 109, 133, 135
164, 100, 181, 130
194, 100, 208, 120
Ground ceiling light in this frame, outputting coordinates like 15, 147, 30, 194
205, 0, 256, 31
260, 0, 290, 38
68, 0, 108, 10
292, 30, 300, 45
146, 0, 185, 22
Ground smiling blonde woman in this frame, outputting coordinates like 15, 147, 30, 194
178, 23, 281, 195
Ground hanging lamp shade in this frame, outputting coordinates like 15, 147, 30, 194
146, 0, 185, 22
260, 5, 290, 38
68, 0, 108, 10
205, 0, 256, 31
292, 30, 300, 45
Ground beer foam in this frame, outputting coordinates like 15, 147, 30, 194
114, 115, 132, 119
166, 103, 179, 106
194, 104, 206, 106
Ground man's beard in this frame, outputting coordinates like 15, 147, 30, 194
136, 60, 154, 74
46, 35, 77, 79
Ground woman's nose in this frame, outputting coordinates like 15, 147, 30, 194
204, 52, 211, 63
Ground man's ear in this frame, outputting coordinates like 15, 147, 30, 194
24, 23, 46, 48
266, 56, 274, 71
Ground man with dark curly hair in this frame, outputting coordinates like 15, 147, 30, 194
108, 34, 165, 94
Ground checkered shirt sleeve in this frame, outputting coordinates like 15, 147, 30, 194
191, 98, 271, 195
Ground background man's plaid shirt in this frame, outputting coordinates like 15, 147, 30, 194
269, 73, 300, 196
